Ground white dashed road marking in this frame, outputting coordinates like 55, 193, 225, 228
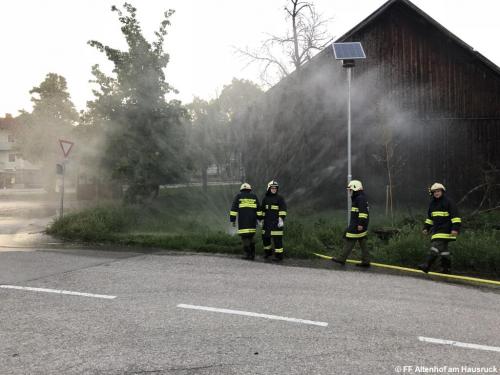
0, 285, 116, 299
177, 303, 328, 327
418, 336, 500, 353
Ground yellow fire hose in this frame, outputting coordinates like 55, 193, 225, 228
313, 252, 500, 287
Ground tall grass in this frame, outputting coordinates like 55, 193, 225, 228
47, 185, 500, 277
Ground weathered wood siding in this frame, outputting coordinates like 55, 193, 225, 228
340, 1, 500, 200
244, 0, 500, 205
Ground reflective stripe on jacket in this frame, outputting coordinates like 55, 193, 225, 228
345, 191, 369, 239
230, 191, 261, 235
260, 193, 287, 236
423, 195, 461, 241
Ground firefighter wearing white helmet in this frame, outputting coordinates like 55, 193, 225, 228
418, 182, 461, 274
431, 183, 445, 192
332, 179, 370, 267
240, 182, 252, 191
260, 180, 287, 261
347, 180, 363, 191
229, 182, 261, 260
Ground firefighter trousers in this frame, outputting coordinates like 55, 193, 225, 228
241, 234, 256, 259
428, 240, 451, 270
262, 231, 283, 259
339, 237, 369, 264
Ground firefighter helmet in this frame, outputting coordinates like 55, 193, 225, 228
240, 182, 252, 191
430, 182, 446, 193
347, 180, 363, 191
267, 180, 279, 190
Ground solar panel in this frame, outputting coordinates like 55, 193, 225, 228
332, 42, 366, 60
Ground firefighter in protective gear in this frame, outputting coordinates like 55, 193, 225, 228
332, 179, 370, 267
230, 183, 261, 260
418, 183, 461, 274
260, 180, 287, 261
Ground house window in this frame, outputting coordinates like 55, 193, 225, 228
8, 154, 15, 162
8, 134, 15, 142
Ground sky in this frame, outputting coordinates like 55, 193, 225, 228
1, 0, 499, 116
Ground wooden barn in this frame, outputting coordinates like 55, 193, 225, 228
242, 0, 500, 207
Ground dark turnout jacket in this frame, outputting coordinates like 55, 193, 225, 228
230, 191, 260, 235
346, 191, 369, 239
260, 192, 287, 236
423, 194, 461, 241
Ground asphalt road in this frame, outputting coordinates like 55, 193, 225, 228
0, 193, 82, 248
1, 248, 499, 374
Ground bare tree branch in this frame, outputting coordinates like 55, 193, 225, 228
235, 0, 332, 86
457, 183, 488, 206
465, 205, 500, 218
236, 46, 290, 80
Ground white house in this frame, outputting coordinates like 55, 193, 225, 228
0, 114, 40, 188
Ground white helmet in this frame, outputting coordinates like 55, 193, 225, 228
240, 182, 252, 191
430, 182, 446, 192
267, 180, 279, 190
347, 180, 363, 191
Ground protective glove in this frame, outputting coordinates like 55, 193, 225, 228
278, 217, 284, 228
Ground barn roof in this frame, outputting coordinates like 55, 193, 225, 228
265, 0, 500, 97
334, 0, 500, 76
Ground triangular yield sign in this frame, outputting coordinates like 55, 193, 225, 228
59, 139, 74, 158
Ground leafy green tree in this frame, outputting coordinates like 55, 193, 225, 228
186, 98, 218, 192
87, 3, 186, 203
17, 73, 78, 191
218, 79, 263, 180
186, 79, 263, 190
219, 78, 263, 120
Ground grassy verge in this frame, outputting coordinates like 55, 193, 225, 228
47, 185, 500, 278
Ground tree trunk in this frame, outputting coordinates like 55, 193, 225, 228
385, 143, 394, 226
202, 166, 208, 193
292, 2, 300, 71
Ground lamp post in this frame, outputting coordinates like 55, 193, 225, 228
347, 65, 352, 223
332, 42, 366, 223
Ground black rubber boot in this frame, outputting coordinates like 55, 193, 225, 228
249, 243, 256, 261
264, 249, 273, 259
331, 258, 346, 266
273, 252, 283, 262
418, 253, 438, 273
242, 246, 251, 260
440, 256, 451, 274
355, 262, 371, 268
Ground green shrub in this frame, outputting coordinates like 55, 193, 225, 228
47, 206, 138, 241
371, 225, 427, 266
47, 186, 500, 277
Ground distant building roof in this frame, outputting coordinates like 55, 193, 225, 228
0, 114, 18, 130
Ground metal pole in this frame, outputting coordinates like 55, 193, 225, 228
347, 67, 352, 224
59, 160, 66, 218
